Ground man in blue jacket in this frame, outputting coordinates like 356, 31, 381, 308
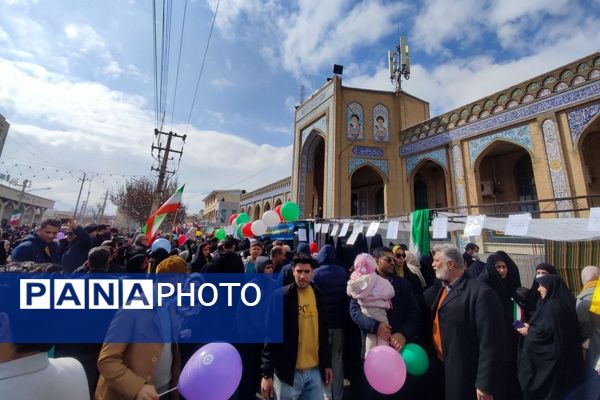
11, 219, 61, 264
350, 246, 420, 400
312, 244, 348, 400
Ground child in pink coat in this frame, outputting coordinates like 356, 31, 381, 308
347, 253, 395, 354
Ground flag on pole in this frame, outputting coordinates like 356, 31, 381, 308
9, 209, 22, 226
409, 209, 430, 259
146, 185, 185, 241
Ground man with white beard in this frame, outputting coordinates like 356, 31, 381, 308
431, 244, 505, 400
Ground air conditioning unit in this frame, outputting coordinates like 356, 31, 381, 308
481, 181, 495, 197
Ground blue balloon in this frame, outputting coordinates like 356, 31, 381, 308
151, 238, 171, 253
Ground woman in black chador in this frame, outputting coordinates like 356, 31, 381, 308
517, 274, 584, 400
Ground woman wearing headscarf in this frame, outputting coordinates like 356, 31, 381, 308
479, 252, 523, 400
190, 241, 212, 273
525, 263, 559, 318
517, 274, 584, 400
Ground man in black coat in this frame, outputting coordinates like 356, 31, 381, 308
431, 244, 505, 400
261, 256, 333, 400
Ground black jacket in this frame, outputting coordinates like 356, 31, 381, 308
312, 245, 349, 329
261, 283, 332, 386
432, 273, 505, 400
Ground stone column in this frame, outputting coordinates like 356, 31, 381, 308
451, 143, 467, 213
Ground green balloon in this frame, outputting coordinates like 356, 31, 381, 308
215, 228, 226, 241
280, 202, 300, 221
235, 212, 251, 225
400, 343, 429, 376
237, 223, 244, 238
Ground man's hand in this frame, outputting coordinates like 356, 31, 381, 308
390, 332, 407, 351
476, 388, 493, 400
376, 322, 392, 342
517, 323, 529, 336
324, 368, 333, 386
135, 384, 159, 400
261, 377, 274, 400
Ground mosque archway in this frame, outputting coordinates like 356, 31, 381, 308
350, 165, 385, 216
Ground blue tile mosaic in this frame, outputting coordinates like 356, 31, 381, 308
352, 146, 385, 157
348, 157, 389, 179
406, 148, 448, 176
400, 80, 600, 156
566, 102, 600, 144
468, 125, 533, 166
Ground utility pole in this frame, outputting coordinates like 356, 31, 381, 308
79, 179, 92, 220
150, 129, 186, 210
99, 189, 109, 222
16, 179, 31, 210
73, 172, 87, 218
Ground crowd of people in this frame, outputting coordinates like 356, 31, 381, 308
1, 218, 600, 400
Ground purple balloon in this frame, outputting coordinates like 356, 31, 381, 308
56, 232, 65, 241
364, 345, 407, 395
178, 342, 242, 400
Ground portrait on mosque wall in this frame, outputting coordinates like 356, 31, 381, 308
373, 104, 390, 142
347, 102, 364, 140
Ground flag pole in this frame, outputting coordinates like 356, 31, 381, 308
171, 205, 180, 233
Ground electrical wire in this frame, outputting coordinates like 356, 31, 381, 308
184, 0, 220, 135
169, 0, 188, 131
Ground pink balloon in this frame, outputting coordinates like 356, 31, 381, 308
364, 345, 407, 395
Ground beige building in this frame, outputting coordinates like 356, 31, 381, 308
239, 177, 291, 220
201, 189, 243, 224
0, 183, 54, 225
292, 52, 600, 220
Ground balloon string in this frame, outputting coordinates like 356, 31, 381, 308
159, 386, 178, 397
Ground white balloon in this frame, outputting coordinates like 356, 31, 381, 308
262, 210, 281, 228
251, 220, 268, 236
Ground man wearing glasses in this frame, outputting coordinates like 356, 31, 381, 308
350, 246, 420, 399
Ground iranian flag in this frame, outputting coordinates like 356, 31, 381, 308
513, 299, 525, 322
409, 209, 430, 259
146, 185, 185, 241
9, 209, 22, 226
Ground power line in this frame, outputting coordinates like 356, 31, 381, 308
184, 0, 221, 134
153, 0, 159, 128
169, 0, 188, 131
220, 150, 292, 189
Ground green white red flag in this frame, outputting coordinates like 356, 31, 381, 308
146, 185, 185, 241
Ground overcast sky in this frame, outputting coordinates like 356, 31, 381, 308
1, 0, 599, 215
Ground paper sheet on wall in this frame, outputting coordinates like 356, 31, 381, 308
386, 221, 399, 239
314, 223, 321, 234
339, 223, 350, 237
505, 213, 532, 236
321, 223, 330, 234
346, 224, 363, 245
432, 217, 448, 239
366, 222, 380, 237
330, 224, 339, 236
464, 215, 485, 236
588, 208, 600, 231
297, 228, 307, 242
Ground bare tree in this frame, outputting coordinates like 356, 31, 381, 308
111, 177, 186, 226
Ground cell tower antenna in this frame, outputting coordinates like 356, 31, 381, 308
388, 35, 411, 92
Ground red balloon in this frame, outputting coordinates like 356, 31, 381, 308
229, 213, 238, 224
178, 235, 186, 246
274, 205, 283, 222
241, 222, 253, 237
